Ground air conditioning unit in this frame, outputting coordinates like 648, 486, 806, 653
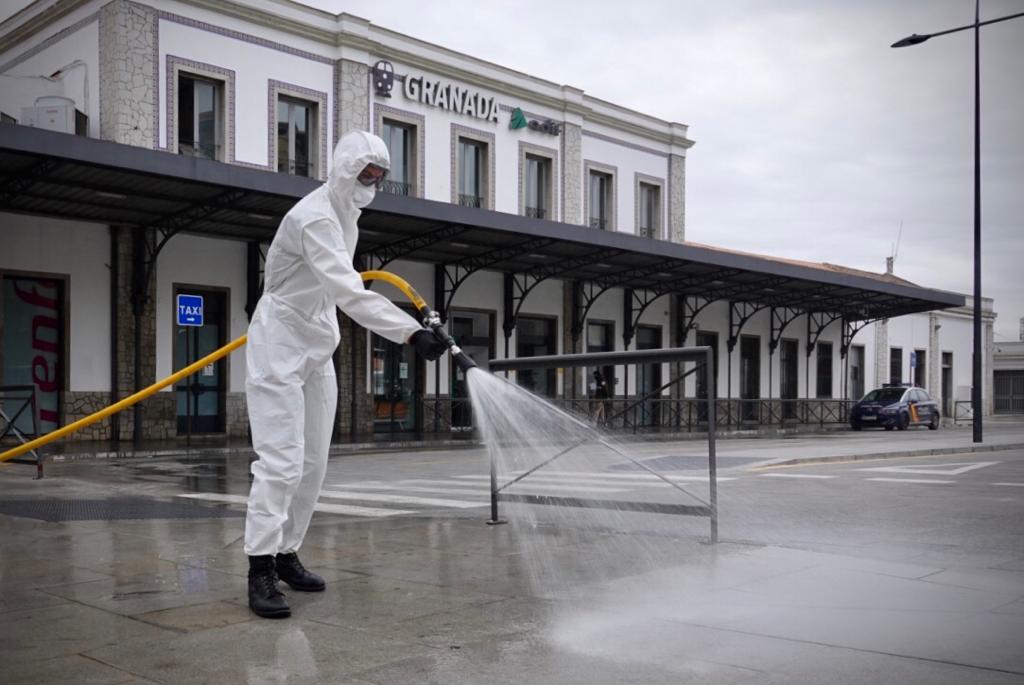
21, 96, 87, 135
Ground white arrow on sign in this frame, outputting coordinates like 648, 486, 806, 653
857, 461, 1000, 476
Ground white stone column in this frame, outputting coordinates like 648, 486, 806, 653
560, 122, 582, 225
335, 58, 369, 143
874, 319, 889, 387
98, 0, 156, 147
668, 154, 686, 243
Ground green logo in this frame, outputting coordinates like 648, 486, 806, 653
509, 107, 528, 130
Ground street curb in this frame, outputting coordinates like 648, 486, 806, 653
755, 442, 1024, 469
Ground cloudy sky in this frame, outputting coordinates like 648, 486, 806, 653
304, 0, 1024, 340
2, 0, 1021, 339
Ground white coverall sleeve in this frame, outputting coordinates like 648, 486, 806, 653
301, 218, 423, 344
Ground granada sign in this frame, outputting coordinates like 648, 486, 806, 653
402, 75, 499, 123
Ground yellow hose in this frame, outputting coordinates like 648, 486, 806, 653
0, 271, 427, 463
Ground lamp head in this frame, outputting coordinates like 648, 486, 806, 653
891, 33, 931, 48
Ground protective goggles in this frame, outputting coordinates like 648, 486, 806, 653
356, 163, 388, 188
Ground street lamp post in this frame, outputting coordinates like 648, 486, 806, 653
892, 4, 1024, 444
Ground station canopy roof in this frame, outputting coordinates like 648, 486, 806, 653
0, 125, 964, 320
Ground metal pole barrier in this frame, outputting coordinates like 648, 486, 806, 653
706, 348, 718, 543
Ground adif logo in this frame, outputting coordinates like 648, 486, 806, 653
509, 107, 528, 130
372, 60, 394, 97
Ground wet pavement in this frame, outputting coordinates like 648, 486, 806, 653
1, 426, 1023, 684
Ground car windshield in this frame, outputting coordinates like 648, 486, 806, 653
862, 388, 906, 403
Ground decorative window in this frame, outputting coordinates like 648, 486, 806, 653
637, 181, 662, 238
382, 119, 416, 196
457, 137, 487, 208
524, 155, 552, 219
588, 170, 613, 230
178, 73, 223, 160
276, 96, 317, 177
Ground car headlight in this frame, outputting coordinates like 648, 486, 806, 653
881, 406, 899, 414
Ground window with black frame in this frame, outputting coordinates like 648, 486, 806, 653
382, 120, 415, 195
588, 170, 612, 229
816, 341, 833, 398
277, 96, 316, 177
178, 73, 222, 160
458, 138, 486, 208
890, 347, 903, 384
638, 182, 660, 238
524, 154, 550, 219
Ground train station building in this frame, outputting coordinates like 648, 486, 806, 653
0, 0, 995, 445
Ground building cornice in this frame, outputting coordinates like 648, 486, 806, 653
0, 0, 94, 58
169, 0, 696, 150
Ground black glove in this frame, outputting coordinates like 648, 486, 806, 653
409, 329, 447, 361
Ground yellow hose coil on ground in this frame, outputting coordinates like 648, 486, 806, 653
0, 271, 427, 463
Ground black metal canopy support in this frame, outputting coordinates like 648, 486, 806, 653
362, 222, 468, 270
623, 288, 666, 349
0, 157, 59, 205
678, 295, 715, 347
439, 236, 556, 322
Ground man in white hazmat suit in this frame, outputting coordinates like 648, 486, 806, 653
244, 131, 447, 619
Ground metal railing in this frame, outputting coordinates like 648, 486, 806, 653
525, 206, 546, 219
458, 193, 483, 208
548, 397, 855, 433
381, 179, 413, 196
178, 141, 221, 160
589, 217, 608, 230
0, 385, 43, 478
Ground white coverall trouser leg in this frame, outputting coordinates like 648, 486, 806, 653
243, 305, 338, 557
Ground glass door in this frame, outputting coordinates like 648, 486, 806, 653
636, 325, 662, 426
372, 334, 420, 433
175, 288, 226, 434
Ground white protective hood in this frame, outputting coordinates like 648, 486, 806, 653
328, 130, 390, 222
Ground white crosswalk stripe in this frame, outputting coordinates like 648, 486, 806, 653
318, 490, 485, 509
177, 492, 415, 517
331, 480, 629, 495
864, 478, 956, 485
759, 473, 837, 479
454, 472, 729, 484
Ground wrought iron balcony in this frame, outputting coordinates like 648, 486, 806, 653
178, 140, 220, 161
458, 193, 483, 208
381, 179, 413, 196
525, 206, 546, 219
639, 224, 655, 239
589, 217, 608, 230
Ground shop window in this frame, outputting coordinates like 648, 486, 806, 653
637, 182, 661, 238
276, 96, 317, 177
588, 170, 613, 230
1, 274, 65, 434
816, 341, 833, 398
178, 73, 223, 160
382, 119, 417, 195
890, 347, 903, 384
457, 137, 488, 208
524, 154, 552, 219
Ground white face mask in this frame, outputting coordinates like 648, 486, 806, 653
352, 184, 377, 209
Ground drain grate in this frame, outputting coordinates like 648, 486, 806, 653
0, 497, 244, 522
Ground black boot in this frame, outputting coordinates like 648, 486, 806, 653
248, 555, 290, 618
275, 552, 325, 592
